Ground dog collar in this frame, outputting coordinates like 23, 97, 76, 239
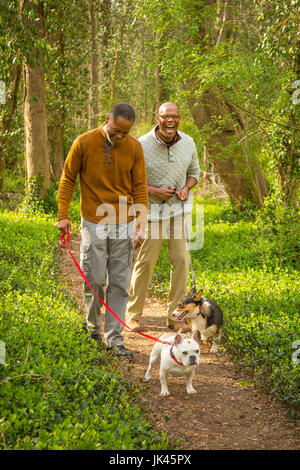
197, 305, 204, 317
169, 344, 184, 366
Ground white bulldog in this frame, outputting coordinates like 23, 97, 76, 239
145, 331, 201, 396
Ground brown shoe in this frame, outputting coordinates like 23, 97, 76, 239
167, 320, 191, 333
167, 319, 175, 330
176, 324, 191, 333
127, 320, 142, 332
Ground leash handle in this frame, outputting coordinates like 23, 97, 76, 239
59, 231, 169, 345
59, 231, 70, 248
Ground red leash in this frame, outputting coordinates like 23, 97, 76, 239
59, 232, 169, 345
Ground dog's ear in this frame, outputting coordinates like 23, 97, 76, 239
193, 289, 203, 301
174, 333, 183, 345
187, 287, 197, 297
192, 330, 201, 344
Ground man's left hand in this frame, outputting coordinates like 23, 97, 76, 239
133, 228, 145, 249
175, 186, 189, 201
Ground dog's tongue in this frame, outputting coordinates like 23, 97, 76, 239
178, 310, 188, 321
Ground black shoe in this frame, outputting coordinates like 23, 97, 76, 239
90, 333, 103, 345
107, 344, 133, 358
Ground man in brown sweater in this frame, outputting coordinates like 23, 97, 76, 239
57, 103, 148, 358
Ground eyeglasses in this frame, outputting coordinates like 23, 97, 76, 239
158, 114, 180, 120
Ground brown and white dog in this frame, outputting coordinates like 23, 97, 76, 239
171, 288, 223, 353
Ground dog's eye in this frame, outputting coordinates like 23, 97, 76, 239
178, 304, 184, 309
195, 350, 199, 354
182, 351, 188, 355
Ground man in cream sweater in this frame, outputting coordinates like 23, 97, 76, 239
126, 102, 200, 332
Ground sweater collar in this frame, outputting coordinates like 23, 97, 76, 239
152, 125, 182, 147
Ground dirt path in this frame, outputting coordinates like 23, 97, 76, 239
60, 234, 299, 450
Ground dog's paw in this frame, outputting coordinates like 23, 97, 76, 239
187, 387, 197, 394
160, 389, 170, 396
144, 374, 151, 381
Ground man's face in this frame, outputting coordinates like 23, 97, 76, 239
105, 115, 133, 143
156, 104, 180, 142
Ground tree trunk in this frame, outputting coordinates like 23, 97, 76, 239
154, 32, 162, 115
88, 0, 99, 129
185, 0, 268, 208
188, 90, 268, 207
21, 0, 50, 197
48, 113, 65, 182
110, 0, 133, 106
110, 27, 124, 105
98, 0, 112, 118
23, 63, 50, 196
46, 19, 65, 182
278, 23, 300, 207
0, 63, 22, 190
202, 147, 211, 187
154, 31, 169, 119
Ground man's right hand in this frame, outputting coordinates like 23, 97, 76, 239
148, 186, 176, 201
57, 218, 72, 235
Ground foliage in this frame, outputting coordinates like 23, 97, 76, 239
19, 177, 59, 216
151, 196, 300, 416
0, 0, 299, 439
1, 0, 300, 207
0, 210, 169, 450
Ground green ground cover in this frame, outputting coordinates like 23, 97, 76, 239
0, 194, 298, 451
151, 197, 300, 416
0, 210, 169, 450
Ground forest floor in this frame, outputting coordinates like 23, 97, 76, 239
60, 233, 300, 451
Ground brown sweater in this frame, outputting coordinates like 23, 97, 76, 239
58, 127, 148, 226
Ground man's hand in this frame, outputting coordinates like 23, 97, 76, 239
133, 228, 145, 249
149, 186, 176, 201
175, 186, 189, 201
57, 218, 72, 235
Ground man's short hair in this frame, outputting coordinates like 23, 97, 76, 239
108, 102, 136, 123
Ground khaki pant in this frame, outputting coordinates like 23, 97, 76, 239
126, 215, 190, 321
80, 218, 134, 347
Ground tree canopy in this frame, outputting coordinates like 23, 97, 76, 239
0, 0, 299, 210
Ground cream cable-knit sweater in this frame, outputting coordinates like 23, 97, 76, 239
139, 127, 201, 221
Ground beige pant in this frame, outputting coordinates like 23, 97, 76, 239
126, 215, 190, 321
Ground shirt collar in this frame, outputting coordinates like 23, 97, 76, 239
153, 125, 181, 147
102, 124, 113, 144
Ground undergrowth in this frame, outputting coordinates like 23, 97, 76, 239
151, 196, 300, 417
0, 210, 169, 450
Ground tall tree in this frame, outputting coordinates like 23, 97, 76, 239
138, 0, 270, 207
46, 6, 65, 182
21, 0, 50, 197
254, 0, 300, 207
0, 1, 23, 190
97, 0, 112, 118
88, 0, 99, 129
0, 62, 22, 189
110, 0, 133, 105
183, 0, 268, 207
